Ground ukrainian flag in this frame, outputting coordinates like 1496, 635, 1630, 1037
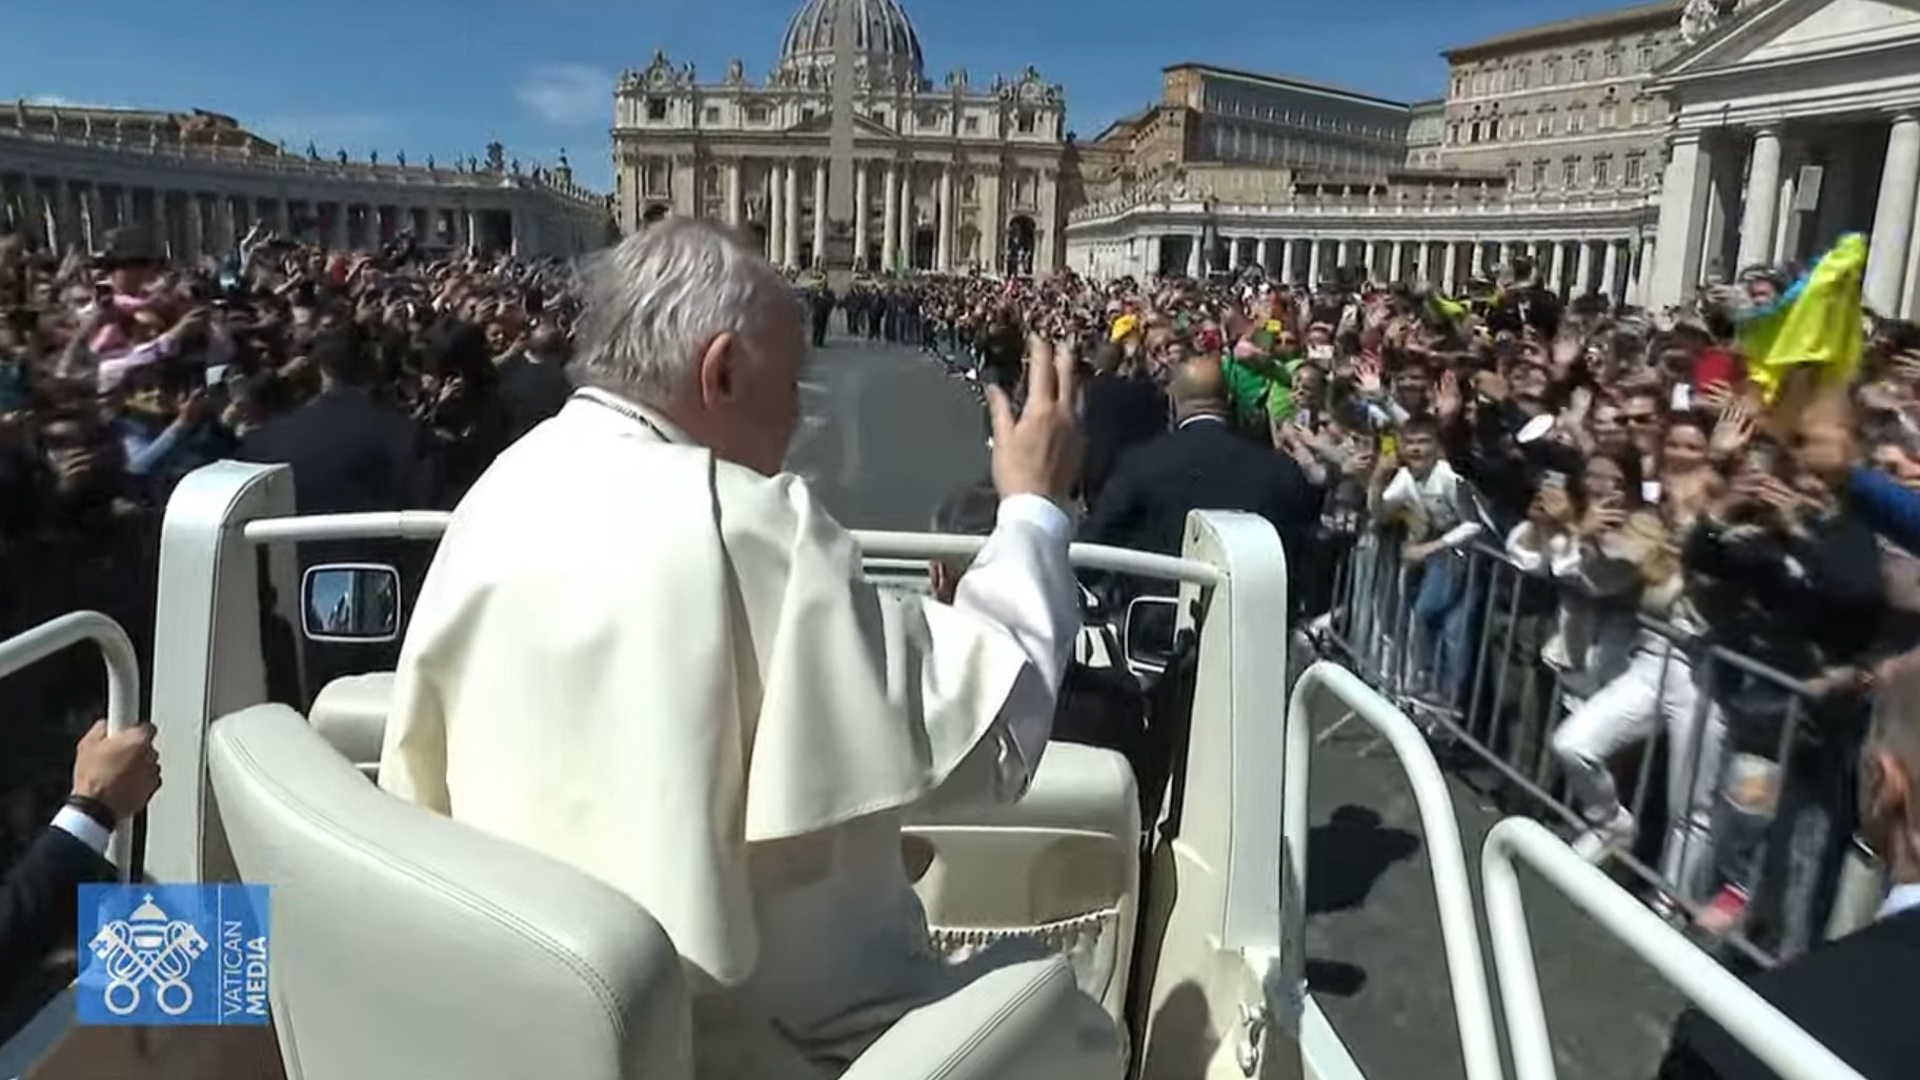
1736, 233, 1868, 401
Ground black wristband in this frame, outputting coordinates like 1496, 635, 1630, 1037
65, 794, 117, 831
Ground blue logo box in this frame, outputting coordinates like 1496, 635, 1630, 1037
76, 884, 271, 1026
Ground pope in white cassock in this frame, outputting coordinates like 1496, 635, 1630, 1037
377, 218, 1121, 1078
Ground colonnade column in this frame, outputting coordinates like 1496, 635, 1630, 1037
854, 163, 870, 267
1575, 242, 1596, 297
1866, 112, 1920, 315
936, 166, 954, 272
783, 162, 801, 268
1602, 241, 1621, 304
768, 162, 786, 260
1735, 125, 1784, 271
725, 160, 743, 228
1307, 239, 1323, 286
897, 165, 913, 271
812, 162, 828, 266
1470, 242, 1486, 280
1280, 239, 1296, 284
881, 161, 899, 271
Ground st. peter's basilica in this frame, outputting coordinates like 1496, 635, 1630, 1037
612, 0, 1068, 275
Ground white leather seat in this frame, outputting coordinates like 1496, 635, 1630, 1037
211, 705, 1123, 1080
309, 671, 393, 776
208, 704, 693, 1080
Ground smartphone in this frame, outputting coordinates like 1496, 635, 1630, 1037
1541, 470, 1567, 491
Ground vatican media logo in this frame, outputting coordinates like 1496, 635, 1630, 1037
77, 884, 271, 1026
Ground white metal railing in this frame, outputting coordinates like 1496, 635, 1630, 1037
1282, 661, 1503, 1080
0, 611, 141, 878
238, 513, 1225, 587
1483, 817, 1867, 1080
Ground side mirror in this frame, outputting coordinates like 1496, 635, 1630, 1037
1122, 595, 1181, 676
301, 564, 402, 644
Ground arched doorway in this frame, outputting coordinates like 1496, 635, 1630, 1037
641, 203, 669, 226
912, 227, 936, 272
1005, 215, 1036, 277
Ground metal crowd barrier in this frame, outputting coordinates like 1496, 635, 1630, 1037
1311, 524, 1883, 968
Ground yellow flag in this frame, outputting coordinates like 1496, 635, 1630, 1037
1739, 233, 1867, 401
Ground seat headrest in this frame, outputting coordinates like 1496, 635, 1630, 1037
207, 705, 692, 1080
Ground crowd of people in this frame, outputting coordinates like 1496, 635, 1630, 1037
0, 220, 581, 864
913, 254, 1920, 973
1, 205, 1917, 1075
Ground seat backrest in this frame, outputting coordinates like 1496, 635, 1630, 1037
207, 705, 691, 1080
308, 672, 394, 776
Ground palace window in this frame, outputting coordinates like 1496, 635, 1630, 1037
1599, 102, 1617, 129
1537, 109, 1554, 137
964, 115, 980, 133
1604, 51, 1622, 77
1624, 152, 1645, 187
1592, 156, 1611, 188
703, 106, 721, 125
1632, 99, 1651, 126
1574, 54, 1590, 82
1569, 105, 1587, 133
1452, 74, 1467, 98
646, 97, 668, 121
1531, 160, 1549, 189
746, 104, 770, 123
1638, 42, 1656, 70
1544, 57, 1561, 84
1562, 157, 1580, 189
1516, 62, 1531, 90
1017, 109, 1036, 134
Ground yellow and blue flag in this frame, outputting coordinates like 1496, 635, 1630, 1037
1736, 233, 1867, 401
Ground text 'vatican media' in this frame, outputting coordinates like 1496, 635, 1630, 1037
219, 918, 269, 1021
76, 883, 272, 1026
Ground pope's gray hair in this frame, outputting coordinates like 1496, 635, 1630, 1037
571, 217, 794, 404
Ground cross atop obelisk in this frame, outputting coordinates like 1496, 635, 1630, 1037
821, 0, 859, 282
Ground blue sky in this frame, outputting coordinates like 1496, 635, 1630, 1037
2, 0, 1637, 192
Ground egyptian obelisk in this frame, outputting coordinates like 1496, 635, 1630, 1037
820, 0, 859, 285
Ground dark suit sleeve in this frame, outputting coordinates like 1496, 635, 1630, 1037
0, 827, 116, 983
1082, 452, 1146, 550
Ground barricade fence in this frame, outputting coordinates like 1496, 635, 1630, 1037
1310, 522, 1887, 968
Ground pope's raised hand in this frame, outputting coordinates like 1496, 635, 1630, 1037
985, 334, 1082, 504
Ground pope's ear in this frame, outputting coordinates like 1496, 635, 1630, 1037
698, 331, 741, 403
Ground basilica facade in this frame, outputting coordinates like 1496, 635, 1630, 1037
611, 0, 1069, 275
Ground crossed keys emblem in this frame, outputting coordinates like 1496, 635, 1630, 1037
89, 893, 210, 1016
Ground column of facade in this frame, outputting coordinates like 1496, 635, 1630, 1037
1470, 242, 1486, 281
1411, 241, 1428, 284
1866, 112, 1920, 316
1650, 131, 1716, 306
1773, 159, 1800, 265
812, 161, 828, 266
78, 184, 102, 252
1186, 231, 1202, 277
854, 163, 870, 268
1601, 241, 1622, 305
1442, 243, 1459, 294
1735, 125, 1784, 271
783, 164, 801, 268
1307, 239, 1323, 286
1254, 236, 1270, 274
768, 162, 786, 261
1144, 235, 1163, 278
726, 160, 743, 228
1571, 242, 1593, 296
1279, 238, 1297, 284
936, 165, 954, 273
1387, 240, 1404, 284
881, 161, 899, 271
897, 165, 913, 271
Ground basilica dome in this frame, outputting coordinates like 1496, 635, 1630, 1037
775, 0, 925, 87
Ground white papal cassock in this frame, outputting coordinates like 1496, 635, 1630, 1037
378, 388, 1093, 1076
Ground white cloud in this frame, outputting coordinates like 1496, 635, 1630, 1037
517, 64, 611, 126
